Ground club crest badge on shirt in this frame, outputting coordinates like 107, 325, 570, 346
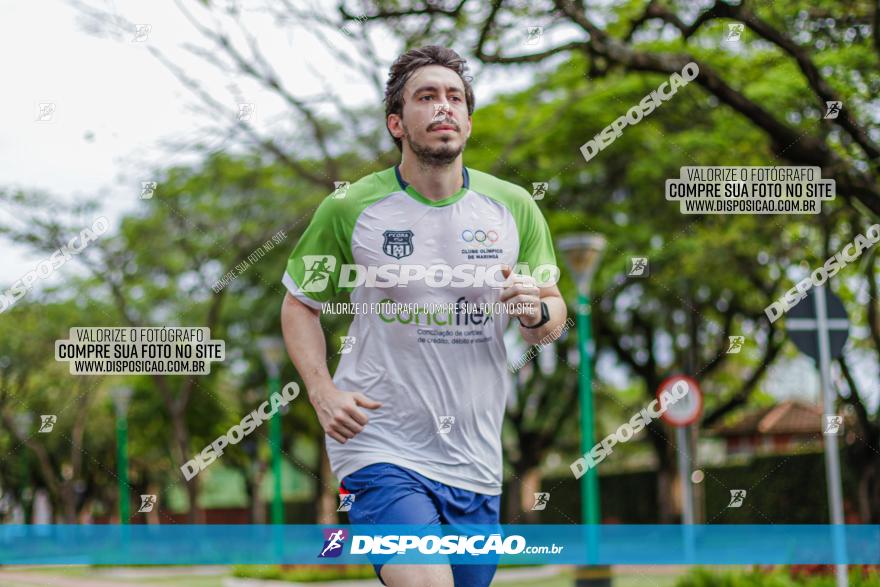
382, 230, 414, 259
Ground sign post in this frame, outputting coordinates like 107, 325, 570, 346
657, 375, 703, 526
785, 286, 849, 587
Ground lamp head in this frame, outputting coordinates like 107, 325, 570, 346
110, 386, 133, 417
257, 337, 286, 378
557, 233, 606, 296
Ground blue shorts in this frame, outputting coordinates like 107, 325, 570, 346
340, 462, 501, 587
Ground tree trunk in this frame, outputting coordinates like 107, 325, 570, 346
506, 464, 524, 523
146, 482, 161, 524
251, 464, 267, 524
857, 457, 879, 523
648, 420, 678, 522
186, 477, 204, 523
518, 466, 542, 523
60, 481, 77, 523
657, 466, 676, 522
169, 404, 204, 523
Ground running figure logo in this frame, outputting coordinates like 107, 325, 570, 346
629, 257, 649, 277
531, 182, 548, 201
319, 529, 348, 558
38, 415, 57, 433
132, 24, 152, 42
727, 490, 746, 508
36, 103, 56, 122
339, 336, 357, 355
141, 181, 157, 199
138, 495, 157, 513
525, 26, 543, 45
726, 23, 744, 41
337, 493, 355, 512
300, 255, 336, 292
431, 104, 450, 123
437, 416, 455, 434
532, 492, 550, 511
824, 101, 842, 119
727, 336, 745, 354
824, 415, 843, 435
331, 181, 350, 199
237, 103, 255, 122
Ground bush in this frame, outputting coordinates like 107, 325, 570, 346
676, 567, 880, 587
232, 564, 377, 582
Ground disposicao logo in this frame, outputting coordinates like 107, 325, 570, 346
319, 528, 348, 558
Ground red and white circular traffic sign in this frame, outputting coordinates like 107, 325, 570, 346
656, 375, 703, 427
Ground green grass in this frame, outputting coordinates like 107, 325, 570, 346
499, 569, 683, 587
233, 563, 378, 581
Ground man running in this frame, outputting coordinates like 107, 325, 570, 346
280, 45, 567, 587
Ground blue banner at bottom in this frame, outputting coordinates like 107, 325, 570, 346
0, 525, 877, 565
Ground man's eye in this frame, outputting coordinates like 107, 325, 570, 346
420, 95, 433, 101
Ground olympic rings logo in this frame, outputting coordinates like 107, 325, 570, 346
461, 229, 500, 244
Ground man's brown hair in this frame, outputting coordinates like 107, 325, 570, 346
384, 45, 475, 151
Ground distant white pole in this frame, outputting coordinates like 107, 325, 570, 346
814, 285, 847, 587
677, 426, 694, 525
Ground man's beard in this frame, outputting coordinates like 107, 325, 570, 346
403, 123, 466, 167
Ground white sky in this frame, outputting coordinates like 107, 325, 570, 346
1, 0, 877, 412
0, 0, 540, 276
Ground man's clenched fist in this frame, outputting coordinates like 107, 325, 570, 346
499, 265, 542, 327
310, 384, 382, 444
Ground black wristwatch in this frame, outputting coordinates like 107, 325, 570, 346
519, 301, 550, 329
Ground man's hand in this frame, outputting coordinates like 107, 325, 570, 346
309, 384, 382, 444
499, 265, 542, 327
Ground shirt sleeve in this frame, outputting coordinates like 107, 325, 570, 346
515, 197, 557, 286
282, 197, 354, 309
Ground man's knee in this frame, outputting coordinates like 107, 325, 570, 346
380, 563, 454, 587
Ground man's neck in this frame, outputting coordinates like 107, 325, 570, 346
397, 156, 464, 202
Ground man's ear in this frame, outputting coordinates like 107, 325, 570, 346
387, 114, 404, 141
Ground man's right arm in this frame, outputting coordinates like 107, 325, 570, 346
280, 292, 381, 444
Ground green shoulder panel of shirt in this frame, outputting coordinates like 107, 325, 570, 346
284, 166, 557, 303
466, 167, 557, 272
284, 168, 398, 301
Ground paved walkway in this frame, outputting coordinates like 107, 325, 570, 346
0, 565, 226, 586
0, 571, 140, 586
0, 564, 695, 586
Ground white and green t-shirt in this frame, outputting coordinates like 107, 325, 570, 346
282, 165, 556, 495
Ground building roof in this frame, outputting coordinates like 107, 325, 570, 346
710, 400, 825, 437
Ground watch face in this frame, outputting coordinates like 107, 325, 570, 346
522, 301, 549, 328
539, 301, 550, 325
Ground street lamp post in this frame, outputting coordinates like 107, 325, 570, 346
111, 386, 133, 524
257, 337, 286, 525
12, 412, 33, 438
558, 234, 609, 587
10, 413, 33, 524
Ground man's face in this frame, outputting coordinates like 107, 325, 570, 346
388, 65, 472, 166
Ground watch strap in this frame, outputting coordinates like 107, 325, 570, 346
520, 301, 550, 329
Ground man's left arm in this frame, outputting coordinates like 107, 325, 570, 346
501, 188, 569, 345
500, 267, 568, 345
